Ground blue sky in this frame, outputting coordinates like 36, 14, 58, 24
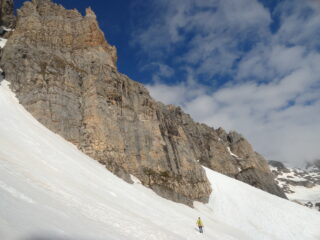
14, 0, 320, 166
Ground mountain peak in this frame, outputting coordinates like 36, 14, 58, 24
85, 7, 96, 18
15, 0, 117, 68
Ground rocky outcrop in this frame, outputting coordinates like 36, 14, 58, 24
0, 0, 286, 205
0, 0, 16, 28
0, 0, 210, 206
270, 160, 320, 211
205, 129, 286, 198
307, 159, 320, 170
269, 160, 288, 171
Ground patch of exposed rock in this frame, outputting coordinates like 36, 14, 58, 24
0, 0, 16, 28
213, 130, 286, 198
270, 160, 320, 211
0, 0, 286, 205
269, 160, 288, 171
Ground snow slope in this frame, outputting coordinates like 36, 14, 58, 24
0, 38, 7, 48
0, 80, 319, 240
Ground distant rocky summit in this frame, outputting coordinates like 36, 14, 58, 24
0, 0, 286, 205
270, 160, 320, 211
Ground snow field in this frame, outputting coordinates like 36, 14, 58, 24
0, 38, 7, 48
0, 80, 319, 240
271, 165, 320, 210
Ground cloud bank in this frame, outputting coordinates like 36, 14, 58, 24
132, 0, 320, 166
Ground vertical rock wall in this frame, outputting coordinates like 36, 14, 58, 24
0, 0, 286, 205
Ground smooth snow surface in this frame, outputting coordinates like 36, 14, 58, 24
0, 80, 319, 240
0, 38, 7, 48
289, 185, 320, 203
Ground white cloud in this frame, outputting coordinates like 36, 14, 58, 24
147, 54, 320, 166
141, 62, 175, 82
136, 0, 320, 166
146, 81, 205, 106
275, 0, 320, 49
133, 0, 271, 76
147, 83, 189, 105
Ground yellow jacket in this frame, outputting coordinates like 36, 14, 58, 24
196, 219, 203, 227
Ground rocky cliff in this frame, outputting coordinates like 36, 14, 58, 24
0, 0, 286, 205
0, 0, 16, 28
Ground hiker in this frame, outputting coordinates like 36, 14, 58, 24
196, 217, 204, 233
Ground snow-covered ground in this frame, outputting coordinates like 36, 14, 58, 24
270, 164, 320, 211
289, 185, 320, 204
0, 79, 319, 240
0, 38, 7, 48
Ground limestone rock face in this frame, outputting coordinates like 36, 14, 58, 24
0, 0, 16, 28
177, 121, 287, 199
0, 0, 210, 205
224, 131, 286, 198
0, 0, 286, 205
